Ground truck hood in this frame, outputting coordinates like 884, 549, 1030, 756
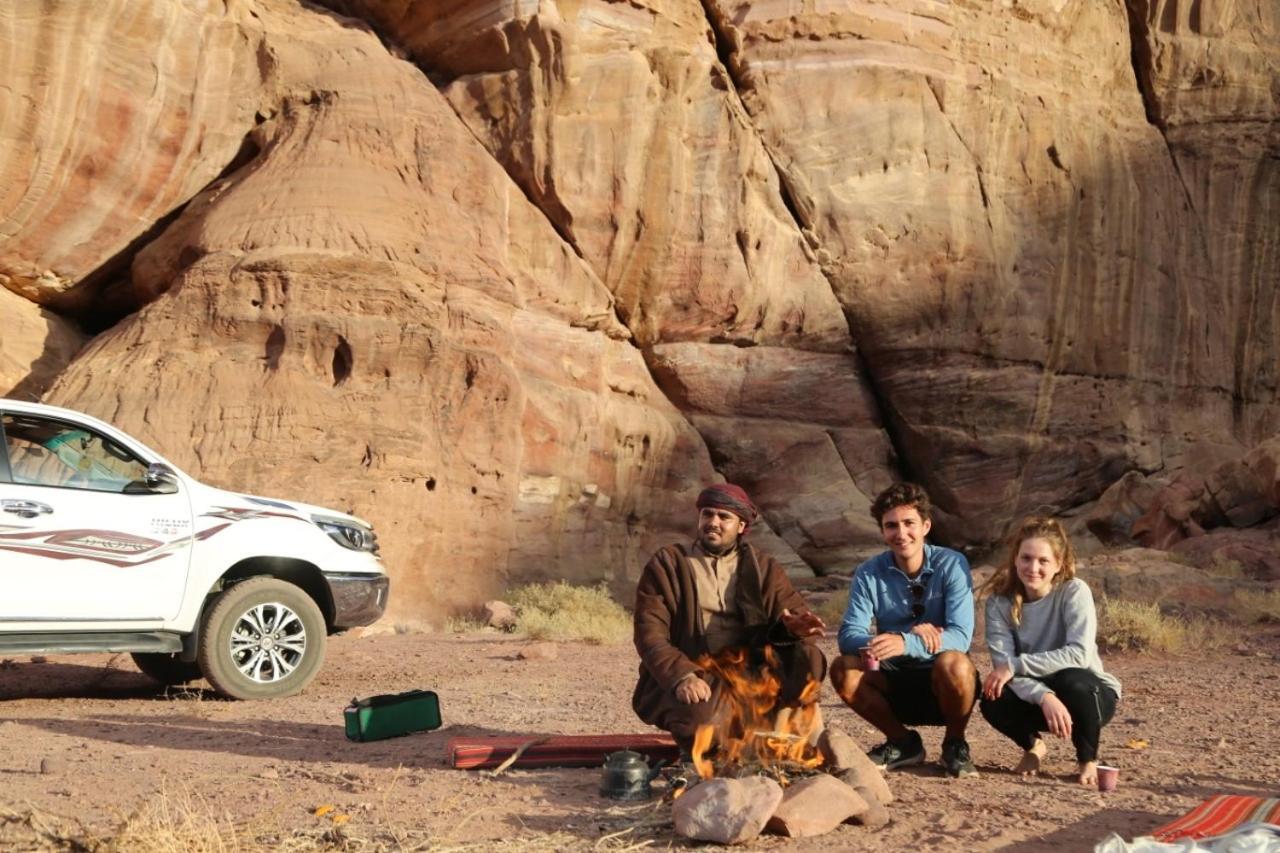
194, 484, 374, 530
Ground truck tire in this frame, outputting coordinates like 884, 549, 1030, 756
197, 577, 327, 700
130, 652, 203, 687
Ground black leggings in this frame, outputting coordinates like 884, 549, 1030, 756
980, 668, 1118, 763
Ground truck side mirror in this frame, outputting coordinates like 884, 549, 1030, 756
144, 462, 180, 494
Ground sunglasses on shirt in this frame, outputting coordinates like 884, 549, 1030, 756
909, 581, 926, 621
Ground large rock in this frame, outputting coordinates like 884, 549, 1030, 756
1131, 474, 1216, 550
0, 1, 265, 309
1078, 549, 1267, 611
650, 343, 895, 569
1169, 520, 1280, 582
672, 776, 783, 845
1086, 471, 1163, 547
0, 288, 85, 400
766, 773, 866, 838
817, 727, 893, 807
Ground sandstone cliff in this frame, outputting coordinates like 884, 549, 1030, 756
1, 0, 1276, 617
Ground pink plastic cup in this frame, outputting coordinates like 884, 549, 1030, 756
1096, 765, 1119, 793
859, 647, 880, 672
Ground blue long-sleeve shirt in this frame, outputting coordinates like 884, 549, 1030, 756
837, 543, 974, 659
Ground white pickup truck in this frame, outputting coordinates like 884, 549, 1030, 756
0, 399, 388, 699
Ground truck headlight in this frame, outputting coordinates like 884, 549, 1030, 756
311, 515, 378, 553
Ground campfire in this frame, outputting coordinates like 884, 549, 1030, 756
669, 644, 894, 843
688, 644, 824, 783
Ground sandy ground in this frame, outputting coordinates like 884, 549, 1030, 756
2, 626, 1279, 851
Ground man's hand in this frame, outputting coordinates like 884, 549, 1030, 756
983, 663, 1013, 700
675, 675, 712, 704
867, 632, 907, 661
910, 622, 943, 654
1040, 693, 1073, 739
781, 608, 826, 639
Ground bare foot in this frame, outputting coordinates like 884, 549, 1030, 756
1077, 761, 1098, 787
1014, 739, 1047, 776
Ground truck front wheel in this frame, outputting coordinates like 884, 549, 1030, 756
198, 577, 327, 700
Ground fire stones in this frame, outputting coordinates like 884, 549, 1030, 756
767, 774, 870, 837
670, 726, 894, 843
672, 777, 784, 845
817, 728, 894, 806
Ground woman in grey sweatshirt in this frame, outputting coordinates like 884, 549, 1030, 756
979, 517, 1121, 786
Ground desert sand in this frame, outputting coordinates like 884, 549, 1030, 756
2, 623, 1278, 851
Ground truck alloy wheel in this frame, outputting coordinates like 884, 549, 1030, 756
198, 577, 326, 700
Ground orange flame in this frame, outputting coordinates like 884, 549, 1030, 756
689, 645, 825, 781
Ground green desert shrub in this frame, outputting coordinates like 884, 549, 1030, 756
510, 581, 632, 645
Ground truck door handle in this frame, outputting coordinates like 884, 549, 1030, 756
1, 499, 53, 518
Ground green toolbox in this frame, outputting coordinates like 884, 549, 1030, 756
344, 689, 442, 742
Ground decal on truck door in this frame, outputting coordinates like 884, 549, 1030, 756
0, 506, 311, 567
0, 528, 185, 568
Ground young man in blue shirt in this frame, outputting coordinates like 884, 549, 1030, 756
830, 482, 979, 778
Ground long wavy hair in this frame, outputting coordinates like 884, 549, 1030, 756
980, 516, 1076, 626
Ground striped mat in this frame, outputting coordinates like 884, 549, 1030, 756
1151, 795, 1280, 842
448, 733, 680, 770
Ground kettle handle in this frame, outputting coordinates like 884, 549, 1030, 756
647, 757, 672, 782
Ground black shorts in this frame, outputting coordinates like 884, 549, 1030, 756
881, 657, 980, 727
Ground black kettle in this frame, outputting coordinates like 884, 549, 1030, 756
599, 750, 664, 800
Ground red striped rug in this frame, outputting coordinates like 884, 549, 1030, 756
1151, 795, 1280, 842
448, 733, 680, 770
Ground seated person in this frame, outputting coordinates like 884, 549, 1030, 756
831, 482, 979, 778
980, 516, 1121, 786
631, 483, 826, 753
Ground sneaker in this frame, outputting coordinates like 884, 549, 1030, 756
941, 738, 978, 778
867, 731, 925, 770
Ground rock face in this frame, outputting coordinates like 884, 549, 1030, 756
1133, 1, 1280, 448
0, 0, 1276, 615
328, 0, 898, 571
11, 1, 721, 616
703, 0, 1277, 541
0, 1, 265, 310
0, 288, 85, 400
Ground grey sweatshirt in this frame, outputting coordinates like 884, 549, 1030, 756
984, 578, 1122, 704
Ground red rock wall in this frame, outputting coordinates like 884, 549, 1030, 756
1, 0, 1276, 617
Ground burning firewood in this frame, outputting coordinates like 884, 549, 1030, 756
688, 644, 825, 783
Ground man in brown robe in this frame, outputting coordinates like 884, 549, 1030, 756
631, 483, 827, 751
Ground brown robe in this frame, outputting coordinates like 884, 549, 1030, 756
631, 541, 827, 746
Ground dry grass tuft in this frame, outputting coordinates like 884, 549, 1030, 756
1203, 557, 1246, 578
1228, 588, 1280, 624
0, 788, 454, 852
1098, 597, 1227, 654
510, 582, 631, 645
443, 614, 490, 634
109, 785, 243, 853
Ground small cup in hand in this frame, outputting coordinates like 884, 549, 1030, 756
859, 646, 880, 672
